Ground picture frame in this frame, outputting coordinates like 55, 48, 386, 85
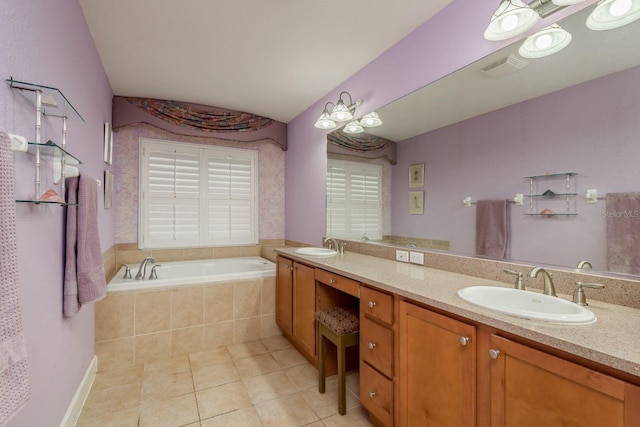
409, 191, 424, 215
104, 170, 114, 209
409, 163, 424, 188
103, 122, 113, 165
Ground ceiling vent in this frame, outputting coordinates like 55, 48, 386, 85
480, 54, 529, 77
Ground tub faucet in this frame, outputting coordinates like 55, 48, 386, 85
528, 267, 556, 297
135, 257, 155, 280
149, 264, 162, 280
121, 264, 132, 279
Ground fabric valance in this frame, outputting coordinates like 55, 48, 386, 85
327, 131, 394, 152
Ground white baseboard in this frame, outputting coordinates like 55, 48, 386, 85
59, 355, 97, 427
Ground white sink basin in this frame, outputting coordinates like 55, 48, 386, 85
294, 247, 338, 257
457, 286, 595, 324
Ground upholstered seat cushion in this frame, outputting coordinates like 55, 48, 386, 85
315, 306, 359, 336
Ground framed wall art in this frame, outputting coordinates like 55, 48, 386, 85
409, 191, 424, 215
103, 122, 113, 165
409, 164, 424, 188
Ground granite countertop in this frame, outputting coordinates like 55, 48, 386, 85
275, 247, 640, 379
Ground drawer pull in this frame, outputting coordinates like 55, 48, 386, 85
489, 349, 501, 360
368, 391, 376, 399
329, 279, 336, 284
368, 301, 377, 308
459, 336, 470, 346
368, 342, 377, 350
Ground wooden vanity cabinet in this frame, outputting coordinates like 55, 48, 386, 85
275, 256, 293, 335
489, 335, 640, 427
398, 300, 476, 427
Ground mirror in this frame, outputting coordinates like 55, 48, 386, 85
327, 4, 640, 277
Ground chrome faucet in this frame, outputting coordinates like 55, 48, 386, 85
503, 269, 525, 290
135, 257, 155, 280
529, 267, 556, 296
324, 237, 339, 250
149, 264, 162, 280
121, 264, 132, 279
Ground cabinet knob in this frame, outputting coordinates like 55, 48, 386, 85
459, 336, 470, 346
368, 342, 377, 350
488, 349, 501, 360
329, 279, 336, 284
368, 391, 376, 399
368, 301, 376, 308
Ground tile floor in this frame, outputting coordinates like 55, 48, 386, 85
77, 335, 374, 427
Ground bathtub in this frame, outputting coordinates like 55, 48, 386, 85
108, 256, 276, 292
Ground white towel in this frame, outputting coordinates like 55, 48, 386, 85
8, 133, 27, 152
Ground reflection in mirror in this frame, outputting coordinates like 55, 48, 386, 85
327, 3, 640, 277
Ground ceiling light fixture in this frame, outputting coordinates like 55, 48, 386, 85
484, 0, 541, 41
314, 91, 382, 133
518, 24, 573, 58
586, 0, 640, 30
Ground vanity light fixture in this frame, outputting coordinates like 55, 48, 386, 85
360, 111, 383, 128
314, 91, 363, 130
484, 0, 540, 41
343, 120, 365, 134
518, 24, 572, 58
586, 0, 640, 30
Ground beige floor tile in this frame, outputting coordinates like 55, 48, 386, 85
306, 422, 326, 427
261, 334, 294, 352
227, 340, 268, 360
76, 407, 139, 427
196, 380, 253, 419
243, 370, 297, 404
346, 372, 360, 398
189, 346, 231, 370
284, 362, 320, 391
142, 371, 194, 400
254, 392, 319, 427
139, 393, 200, 427
300, 382, 360, 419
321, 406, 374, 426
200, 407, 263, 427
271, 347, 308, 369
92, 364, 144, 391
79, 383, 142, 421
144, 354, 191, 375
193, 361, 239, 391
234, 353, 281, 378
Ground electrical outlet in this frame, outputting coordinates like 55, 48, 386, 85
396, 250, 409, 262
410, 251, 425, 265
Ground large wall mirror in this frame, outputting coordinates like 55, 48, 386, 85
326, 3, 640, 278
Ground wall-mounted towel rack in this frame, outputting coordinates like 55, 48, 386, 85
463, 194, 524, 207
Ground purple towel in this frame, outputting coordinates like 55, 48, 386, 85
63, 175, 107, 317
476, 199, 509, 259
0, 131, 30, 424
606, 192, 640, 275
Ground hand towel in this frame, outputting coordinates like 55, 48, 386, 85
0, 131, 30, 425
476, 199, 509, 259
63, 175, 107, 317
8, 133, 27, 152
606, 192, 640, 275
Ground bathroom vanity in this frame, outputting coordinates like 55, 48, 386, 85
275, 248, 640, 426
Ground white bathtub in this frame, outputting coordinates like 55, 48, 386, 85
108, 256, 276, 292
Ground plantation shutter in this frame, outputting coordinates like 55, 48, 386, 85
140, 139, 257, 249
327, 160, 382, 240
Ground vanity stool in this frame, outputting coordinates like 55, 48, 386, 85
315, 306, 360, 415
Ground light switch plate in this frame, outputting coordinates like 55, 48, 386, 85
410, 251, 424, 265
396, 250, 409, 262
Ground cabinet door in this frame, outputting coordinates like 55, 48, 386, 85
489, 335, 640, 427
275, 256, 293, 335
292, 262, 316, 358
398, 301, 476, 427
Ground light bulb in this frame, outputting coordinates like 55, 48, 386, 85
610, 0, 632, 16
501, 14, 519, 31
535, 34, 553, 49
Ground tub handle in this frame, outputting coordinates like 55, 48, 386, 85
122, 264, 132, 279
149, 265, 162, 280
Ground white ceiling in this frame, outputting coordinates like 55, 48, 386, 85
78, 0, 453, 123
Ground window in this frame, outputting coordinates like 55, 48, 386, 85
139, 138, 258, 248
326, 159, 382, 240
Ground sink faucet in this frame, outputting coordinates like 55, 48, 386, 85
324, 237, 339, 251
135, 257, 155, 280
528, 267, 556, 296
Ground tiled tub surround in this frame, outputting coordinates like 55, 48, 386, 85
95, 276, 279, 370
277, 247, 640, 379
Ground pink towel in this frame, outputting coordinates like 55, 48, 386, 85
63, 175, 107, 317
476, 199, 509, 259
0, 132, 30, 424
606, 192, 640, 275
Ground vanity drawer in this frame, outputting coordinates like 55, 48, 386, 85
360, 286, 393, 325
361, 316, 393, 378
360, 361, 393, 426
315, 269, 360, 298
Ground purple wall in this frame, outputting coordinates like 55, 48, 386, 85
0, 0, 114, 425
284, 0, 598, 246
392, 66, 640, 270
